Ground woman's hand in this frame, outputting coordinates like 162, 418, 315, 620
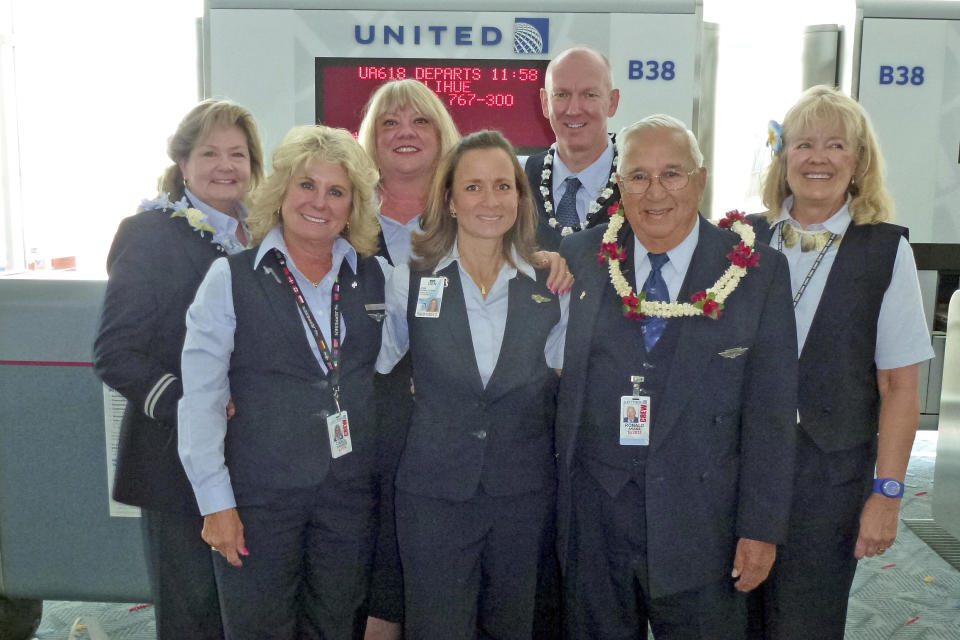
202, 508, 247, 568
226, 396, 235, 419
533, 250, 574, 294
363, 617, 402, 640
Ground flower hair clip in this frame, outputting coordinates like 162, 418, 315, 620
766, 120, 783, 154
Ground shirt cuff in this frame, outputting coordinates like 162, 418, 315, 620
195, 479, 237, 516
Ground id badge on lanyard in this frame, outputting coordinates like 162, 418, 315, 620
272, 248, 353, 458
620, 375, 650, 446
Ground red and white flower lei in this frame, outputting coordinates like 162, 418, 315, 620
596, 207, 759, 320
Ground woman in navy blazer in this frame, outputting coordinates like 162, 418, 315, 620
93, 99, 264, 640
378, 130, 571, 639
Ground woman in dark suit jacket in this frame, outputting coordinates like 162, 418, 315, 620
377, 130, 569, 639
93, 99, 264, 640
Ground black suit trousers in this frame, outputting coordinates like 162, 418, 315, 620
565, 462, 748, 640
140, 508, 223, 640
396, 487, 554, 640
212, 481, 376, 640
749, 430, 875, 640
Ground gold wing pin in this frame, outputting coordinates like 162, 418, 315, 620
579, 290, 587, 300
531, 294, 553, 303
718, 347, 749, 358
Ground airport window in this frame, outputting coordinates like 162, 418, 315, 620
0, 0, 202, 276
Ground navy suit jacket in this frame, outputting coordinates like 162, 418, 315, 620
556, 217, 799, 597
396, 263, 560, 501
94, 207, 225, 513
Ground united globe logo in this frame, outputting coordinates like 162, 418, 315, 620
514, 18, 549, 54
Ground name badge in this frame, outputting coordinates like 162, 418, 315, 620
415, 276, 445, 318
620, 395, 650, 446
327, 411, 353, 458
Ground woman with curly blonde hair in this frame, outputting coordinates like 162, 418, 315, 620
748, 86, 934, 640
178, 125, 386, 640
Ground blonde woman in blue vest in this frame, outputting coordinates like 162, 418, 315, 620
377, 129, 570, 639
747, 86, 934, 640
179, 125, 386, 640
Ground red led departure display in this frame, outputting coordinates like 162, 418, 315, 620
316, 57, 554, 152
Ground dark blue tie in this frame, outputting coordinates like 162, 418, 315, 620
642, 252, 670, 351
555, 176, 581, 228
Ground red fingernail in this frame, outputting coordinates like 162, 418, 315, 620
241, 546, 249, 555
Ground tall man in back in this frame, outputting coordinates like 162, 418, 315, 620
557, 114, 798, 639
527, 46, 622, 250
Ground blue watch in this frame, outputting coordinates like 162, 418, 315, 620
873, 477, 904, 498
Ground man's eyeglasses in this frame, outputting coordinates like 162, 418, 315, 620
617, 169, 698, 196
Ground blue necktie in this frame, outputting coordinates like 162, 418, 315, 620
642, 252, 670, 351
555, 176, 581, 228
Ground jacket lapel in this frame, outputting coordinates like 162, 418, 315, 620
435, 263, 486, 394
484, 273, 556, 400
560, 228, 618, 467
172, 214, 223, 276
652, 219, 733, 447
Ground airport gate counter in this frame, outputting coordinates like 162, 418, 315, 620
0, 279, 151, 636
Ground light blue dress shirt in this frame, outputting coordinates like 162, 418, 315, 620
769, 196, 934, 367
550, 139, 616, 226
377, 242, 569, 387
631, 216, 701, 301
378, 213, 421, 265
178, 225, 374, 515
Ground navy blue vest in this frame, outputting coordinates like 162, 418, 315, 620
225, 248, 384, 505
751, 215, 906, 452
395, 261, 560, 501
577, 226, 681, 497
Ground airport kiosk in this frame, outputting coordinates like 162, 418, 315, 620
854, 0, 960, 539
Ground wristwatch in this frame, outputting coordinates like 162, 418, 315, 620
873, 477, 905, 498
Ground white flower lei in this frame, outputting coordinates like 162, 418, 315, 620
141, 192, 246, 253
540, 140, 618, 237
600, 208, 757, 319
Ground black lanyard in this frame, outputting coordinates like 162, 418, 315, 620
776, 221, 838, 309
271, 248, 343, 411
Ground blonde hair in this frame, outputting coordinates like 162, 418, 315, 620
412, 130, 538, 273
158, 99, 264, 203
247, 126, 381, 256
761, 85, 893, 225
357, 79, 461, 171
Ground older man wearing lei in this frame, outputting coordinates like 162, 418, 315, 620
555, 114, 798, 639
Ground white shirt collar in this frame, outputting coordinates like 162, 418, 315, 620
434, 240, 536, 281
633, 214, 701, 274
254, 225, 358, 274
185, 187, 249, 231
773, 194, 853, 236
552, 137, 615, 193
